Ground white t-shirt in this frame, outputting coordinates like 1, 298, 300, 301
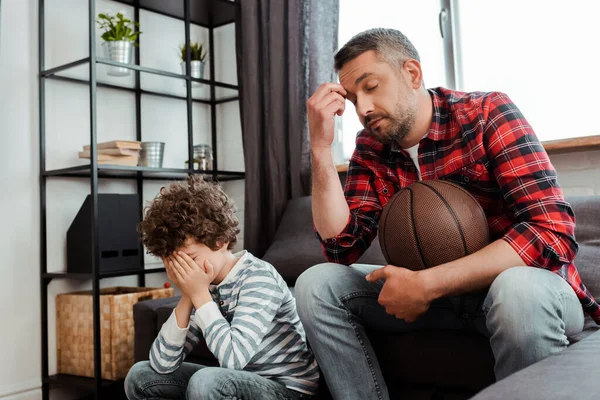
404, 143, 422, 181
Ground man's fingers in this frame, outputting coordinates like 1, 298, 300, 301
366, 266, 388, 282
308, 82, 347, 104
323, 99, 345, 119
317, 91, 346, 108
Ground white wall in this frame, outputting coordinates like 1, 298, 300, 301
550, 151, 600, 196
0, 0, 243, 398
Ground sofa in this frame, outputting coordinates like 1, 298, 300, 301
133, 195, 600, 399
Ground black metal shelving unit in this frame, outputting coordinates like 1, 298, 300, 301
38, 0, 242, 398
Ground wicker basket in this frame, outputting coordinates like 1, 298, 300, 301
56, 286, 174, 380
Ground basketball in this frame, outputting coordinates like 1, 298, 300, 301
378, 180, 489, 270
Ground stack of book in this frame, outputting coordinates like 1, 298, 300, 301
78, 141, 141, 166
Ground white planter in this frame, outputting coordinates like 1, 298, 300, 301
103, 40, 134, 77
180, 60, 205, 87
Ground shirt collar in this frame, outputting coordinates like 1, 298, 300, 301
425, 87, 451, 142
214, 250, 249, 288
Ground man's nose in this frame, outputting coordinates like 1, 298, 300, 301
355, 99, 373, 121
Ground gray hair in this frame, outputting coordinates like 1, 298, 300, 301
334, 28, 420, 72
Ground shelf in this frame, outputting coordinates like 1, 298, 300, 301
112, 0, 237, 28
334, 135, 600, 173
544, 135, 600, 155
43, 267, 167, 281
44, 374, 119, 390
41, 58, 240, 103
43, 165, 245, 181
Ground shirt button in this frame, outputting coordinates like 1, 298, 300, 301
331, 238, 336, 242
219, 300, 224, 305
383, 188, 388, 194
222, 312, 227, 317
464, 176, 470, 183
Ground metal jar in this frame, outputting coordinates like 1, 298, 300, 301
193, 144, 213, 171
180, 61, 205, 87
139, 142, 165, 168
103, 40, 133, 77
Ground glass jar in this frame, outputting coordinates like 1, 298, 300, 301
193, 144, 213, 171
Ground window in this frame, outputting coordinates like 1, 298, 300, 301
337, 0, 600, 160
457, 0, 600, 142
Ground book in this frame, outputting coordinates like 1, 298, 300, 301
98, 157, 139, 167
78, 152, 139, 166
83, 140, 142, 151
79, 148, 140, 157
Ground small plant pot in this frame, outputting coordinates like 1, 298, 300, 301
180, 61, 205, 87
103, 40, 134, 77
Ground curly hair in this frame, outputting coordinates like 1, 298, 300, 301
138, 175, 240, 257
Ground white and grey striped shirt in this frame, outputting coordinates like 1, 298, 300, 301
149, 251, 320, 395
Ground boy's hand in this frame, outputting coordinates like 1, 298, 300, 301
162, 256, 180, 287
168, 252, 214, 307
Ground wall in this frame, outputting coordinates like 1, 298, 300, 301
549, 150, 600, 196
0, 0, 243, 399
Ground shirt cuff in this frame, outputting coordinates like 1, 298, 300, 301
501, 222, 570, 269
161, 310, 189, 346
314, 214, 358, 246
194, 301, 224, 333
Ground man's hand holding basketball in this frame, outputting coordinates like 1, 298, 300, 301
366, 265, 433, 323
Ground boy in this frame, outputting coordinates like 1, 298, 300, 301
125, 176, 319, 399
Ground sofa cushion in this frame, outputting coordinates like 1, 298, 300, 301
263, 196, 386, 285
470, 329, 600, 400
568, 195, 600, 300
134, 296, 180, 363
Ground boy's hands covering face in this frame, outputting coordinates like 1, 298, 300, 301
164, 252, 215, 302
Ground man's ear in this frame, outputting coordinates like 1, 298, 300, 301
403, 59, 423, 89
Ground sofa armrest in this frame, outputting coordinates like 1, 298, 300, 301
133, 296, 181, 362
471, 330, 600, 399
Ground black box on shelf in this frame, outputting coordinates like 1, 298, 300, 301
67, 194, 142, 274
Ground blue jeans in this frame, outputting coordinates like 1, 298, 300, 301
295, 264, 584, 400
124, 361, 309, 400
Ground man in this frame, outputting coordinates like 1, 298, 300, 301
295, 28, 599, 400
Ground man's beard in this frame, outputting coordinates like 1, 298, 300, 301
371, 102, 417, 144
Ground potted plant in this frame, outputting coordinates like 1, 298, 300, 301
179, 41, 207, 87
96, 12, 141, 76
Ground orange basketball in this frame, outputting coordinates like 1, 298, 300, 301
378, 180, 489, 270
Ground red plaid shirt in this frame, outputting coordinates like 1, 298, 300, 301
320, 87, 600, 324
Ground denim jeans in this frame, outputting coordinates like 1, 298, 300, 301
295, 264, 584, 400
124, 361, 309, 400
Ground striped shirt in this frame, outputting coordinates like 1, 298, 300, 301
149, 251, 320, 395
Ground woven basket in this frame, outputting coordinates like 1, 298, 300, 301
56, 286, 173, 380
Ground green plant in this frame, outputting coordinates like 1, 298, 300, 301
179, 42, 207, 62
96, 12, 141, 44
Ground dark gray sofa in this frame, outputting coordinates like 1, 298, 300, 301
133, 195, 600, 399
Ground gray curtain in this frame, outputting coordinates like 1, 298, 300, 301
236, 0, 339, 257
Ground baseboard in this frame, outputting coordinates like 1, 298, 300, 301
0, 380, 40, 400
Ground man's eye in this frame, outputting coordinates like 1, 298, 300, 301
366, 84, 378, 92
